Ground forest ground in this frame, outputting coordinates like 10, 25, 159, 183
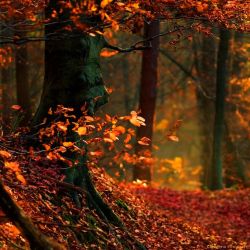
0, 159, 249, 250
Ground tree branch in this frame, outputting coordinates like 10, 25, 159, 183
0, 179, 66, 250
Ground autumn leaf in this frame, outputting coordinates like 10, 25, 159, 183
113, 125, 126, 134
125, 144, 132, 149
89, 151, 103, 157
43, 144, 51, 151
109, 131, 118, 141
63, 141, 74, 147
138, 137, 151, 146
77, 126, 87, 136
84, 116, 94, 122
16, 173, 27, 185
101, 50, 118, 57
4, 161, 20, 172
129, 111, 146, 127
124, 134, 132, 144
104, 137, 114, 143
0, 150, 11, 159
57, 123, 67, 132
11, 104, 21, 111
168, 135, 179, 142
101, 0, 113, 9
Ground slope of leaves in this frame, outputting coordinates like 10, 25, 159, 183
0, 153, 248, 249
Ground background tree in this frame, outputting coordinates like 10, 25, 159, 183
208, 29, 231, 190
134, 20, 160, 182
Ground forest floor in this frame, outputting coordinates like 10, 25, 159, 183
0, 159, 249, 250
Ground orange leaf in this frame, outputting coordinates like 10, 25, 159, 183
63, 141, 74, 147
43, 144, 51, 151
11, 105, 21, 111
124, 134, 131, 144
16, 173, 26, 185
114, 126, 126, 134
77, 126, 87, 136
100, 0, 113, 8
57, 124, 67, 132
138, 137, 151, 146
90, 151, 103, 157
101, 50, 118, 57
0, 150, 11, 159
4, 161, 20, 172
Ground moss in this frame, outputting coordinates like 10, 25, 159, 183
116, 199, 130, 212
86, 214, 97, 228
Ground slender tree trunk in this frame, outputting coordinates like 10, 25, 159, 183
32, 0, 109, 203
15, 42, 31, 126
194, 34, 217, 188
133, 20, 160, 182
122, 57, 131, 113
208, 29, 231, 190
224, 32, 248, 187
1, 67, 12, 133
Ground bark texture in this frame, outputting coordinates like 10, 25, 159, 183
208, 29, 231, 190
16, 42, 31, 125
134, 20, 160, 182
195, 34, 217, 188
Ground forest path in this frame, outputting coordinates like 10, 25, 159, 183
128, 186, 250, 248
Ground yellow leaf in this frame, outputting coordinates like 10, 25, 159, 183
77, 126, 87, 136
63, 141, 74, 147
101, 0, 113, 8
107, 132, 118, 141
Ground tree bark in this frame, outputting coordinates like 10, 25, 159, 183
133, 20, 160, 182
208, 29, 231, 190
224, 32, 248, 187
1, 67, 12, 133
194, 34, 217, 188
15, 42, 32, 126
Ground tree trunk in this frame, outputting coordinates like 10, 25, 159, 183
224, 32, 248, 187
207, 29, 231, 190
194, 34, 217, 188
15, 42, 31, 126
1, 66, 12, 133
133, 20, 160, 182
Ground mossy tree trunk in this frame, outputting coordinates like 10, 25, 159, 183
31, 3, 147, 249
30, 4, 146, 250
32, 0, 112, 208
